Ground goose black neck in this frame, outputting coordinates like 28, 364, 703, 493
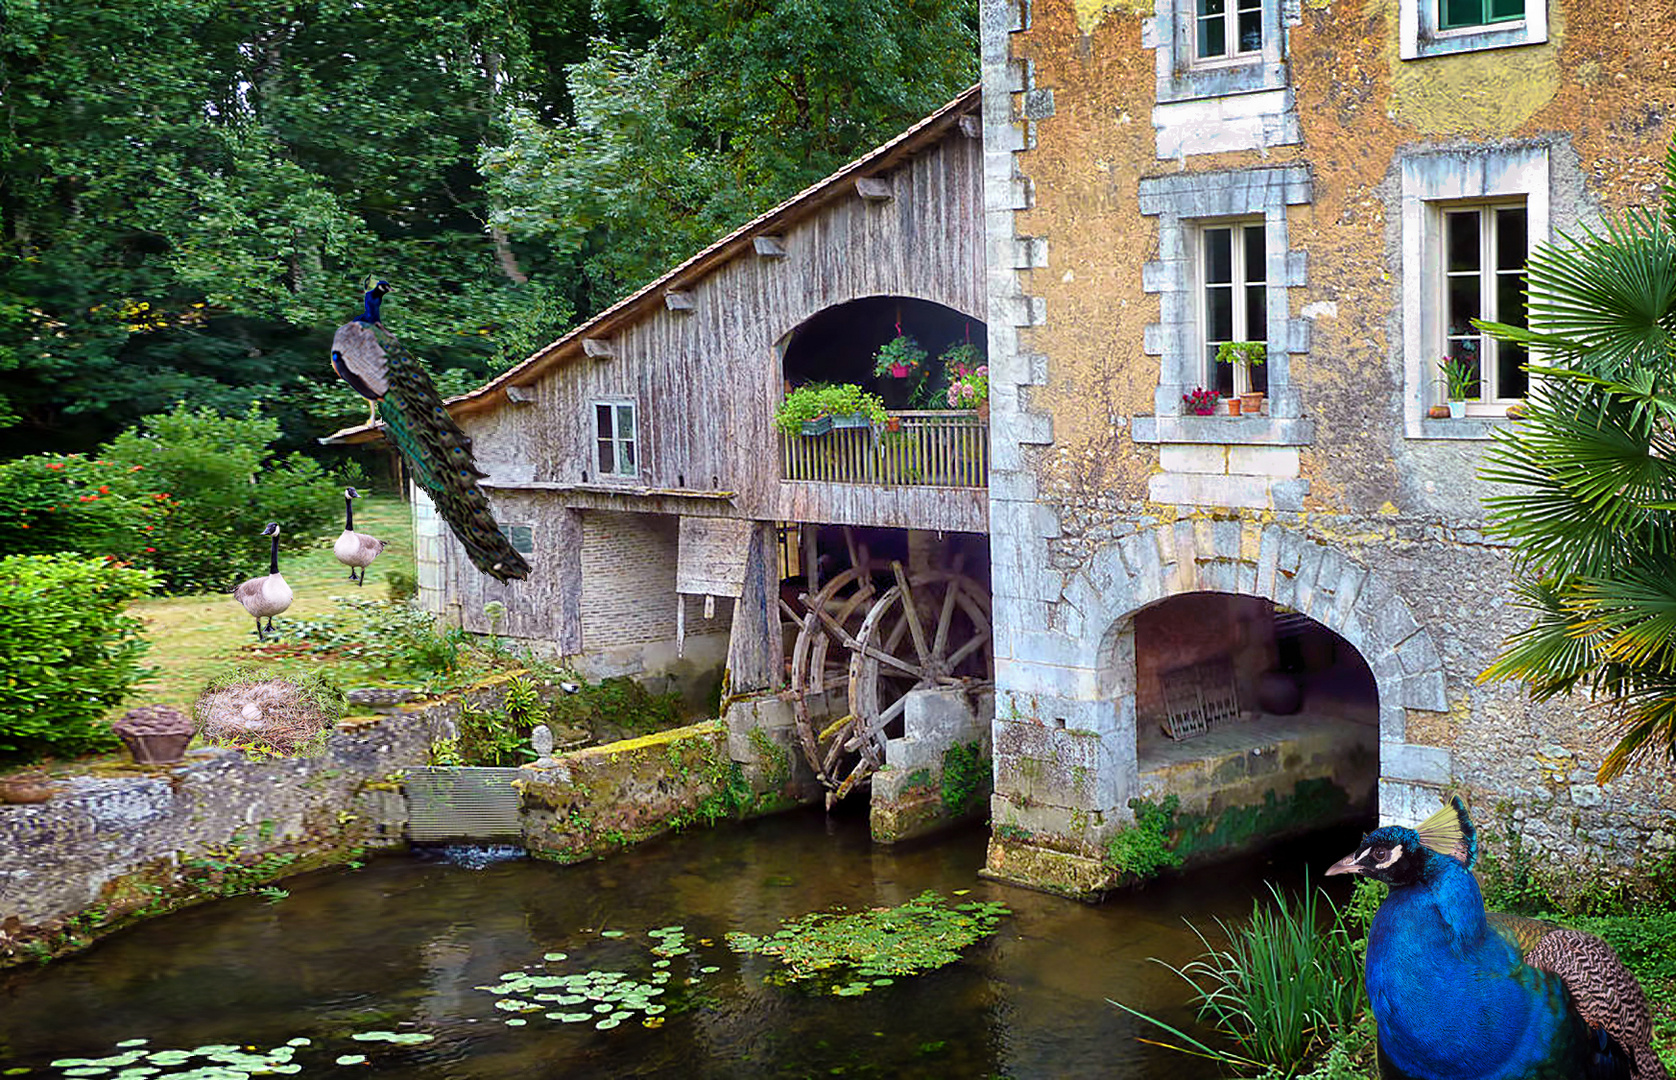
269, 532, 280, 576
344, 495, 355, 531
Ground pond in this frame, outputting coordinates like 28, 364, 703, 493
0, 810, 1362, 1079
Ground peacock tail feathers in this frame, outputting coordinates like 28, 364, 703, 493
1415, 795, 1477, 868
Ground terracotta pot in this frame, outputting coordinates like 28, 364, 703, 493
1240, 392, 1265, 414
885, 415, 901, 433
1227, 398, 1243, 416
0, 775, 60, 804
977, 400, 990, 422
1427, 404, 1452, 419
119, 732, 193, 765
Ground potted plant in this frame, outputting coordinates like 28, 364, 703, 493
112, 704, 196, 764
1216, 341, 1267, 414
873, 335, 927, 380
775, 384, 887, 437
1182, 387, 1220, 416
1438, 357, 1477, 419
945, 356, 990, 420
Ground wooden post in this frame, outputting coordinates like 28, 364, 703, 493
803, 524, 820, 594
554, 508, 584, 656
725, 521, 785, 694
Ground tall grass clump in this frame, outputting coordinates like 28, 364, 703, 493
1111, 875, 1367, 1077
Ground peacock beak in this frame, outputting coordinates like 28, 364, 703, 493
1325, 852, 1363, 877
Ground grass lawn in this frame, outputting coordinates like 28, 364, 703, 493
124, 494, 417, 714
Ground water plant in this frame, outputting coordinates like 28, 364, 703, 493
1110, 876, 1366, 1077
38, 1031, 433, 1078
1103, 795, 1185, 880
726, 889, 1010, 994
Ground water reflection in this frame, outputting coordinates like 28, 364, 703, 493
0, 809, 1364, 1078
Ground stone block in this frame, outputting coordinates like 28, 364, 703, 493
1269, 478, 1309, 511
1013, 629, 1088, 668
1159, 443, 1228, 473
1197, 559, 1238, 593
1256, 527, 1283, 595
1379, 701, 1407, 741
995, 657, 1099, 700
1227, 445, 1301, 477
1381, 741, 1453, 785
1396, 630, 1442, 674
1148, 471, 1273, 509
1379, 778, 1447, 828
1211, 518, 1243, 560
1401, 670, 1449, 711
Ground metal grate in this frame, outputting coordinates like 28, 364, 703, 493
1160, 656, 1242, 741
405, 766, 524, 842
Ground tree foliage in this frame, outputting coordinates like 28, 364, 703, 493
1, 0, 975, 457
1478, 141, 1676, 780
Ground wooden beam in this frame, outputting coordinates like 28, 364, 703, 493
958, 114, 982, 139
855, 177, 893, 202
582, 337, 613, 360
753, 235, 788, 258
664, 290, 695, 312
504, 385, 537, 404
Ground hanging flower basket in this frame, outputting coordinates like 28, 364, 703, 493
888, 362, 912, 379
873, 335, 928, 380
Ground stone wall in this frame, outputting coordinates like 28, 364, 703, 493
870, 688, 997, 844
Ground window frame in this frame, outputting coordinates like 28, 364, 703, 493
1437, 200, 1529, 412
592, 397, 640, 480
1191, 0, 1265, 68
1196, 219, 1271, 399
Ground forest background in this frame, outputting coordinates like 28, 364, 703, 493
0, 0, 979, 459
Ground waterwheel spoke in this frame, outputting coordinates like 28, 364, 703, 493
945, 629, 992, 670
891, 561, 935, 672
844, 693, 907, 751
816, 604, 922, 679
932, 579, 960, 660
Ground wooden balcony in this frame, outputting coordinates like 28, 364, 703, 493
779, 410, 988, 489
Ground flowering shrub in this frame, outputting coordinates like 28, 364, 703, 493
1183, 387, 1221, 416
0, 454, 151, 560
946, 362, 989, 409
0, 554, 155, 765
775, 384, 889, 435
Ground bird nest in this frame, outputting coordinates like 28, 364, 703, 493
194, 668, 344, 759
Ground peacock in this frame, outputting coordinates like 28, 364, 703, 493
233, 522, 292, 642
330, 281, 530, 582
1327, 798, 1668, 1080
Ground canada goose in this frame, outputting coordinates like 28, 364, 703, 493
332, 487, 386, 585
234, 522, 292, 641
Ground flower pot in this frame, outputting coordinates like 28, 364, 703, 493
1427, 405, 1452, 419
888, 363, 912, 379
1239, 392, 1265, 414
885, 415, 901, 433
976, 401, 990, 422
800, 415, 834, 436
1447, 400, 1467, 419
831, 412, 871, 430
1227, 398, 1243, 416
0, 774, 61, 804
119, 732, 193, 765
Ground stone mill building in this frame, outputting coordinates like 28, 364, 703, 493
333, 0, 1675, 897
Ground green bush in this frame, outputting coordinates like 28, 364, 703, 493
102, 403, 340, 592
774, 383, 889, 435
1104, 795, 1185, 879
0, 453, 151, 560
547, 675, 684, 734
0, 554, 155, 764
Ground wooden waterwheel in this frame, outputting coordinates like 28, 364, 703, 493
787, 548, 992, 808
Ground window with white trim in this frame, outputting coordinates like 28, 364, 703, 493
1440, 202, 1528, 407
1200, 221, 1270, 398
593, 399, 638, 478
1399, 0, 1546, 59
1194, 0, 1264, 64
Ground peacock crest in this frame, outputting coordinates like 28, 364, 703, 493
1412, 794, 1478, 868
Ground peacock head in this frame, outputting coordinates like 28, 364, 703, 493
1325, 796, 1477, 887
261, 522, 282, 536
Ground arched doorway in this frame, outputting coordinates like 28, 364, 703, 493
780, 295, 985, 411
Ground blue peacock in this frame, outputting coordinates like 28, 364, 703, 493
330, 280, 530, 583
1328, 798, 1667, 1080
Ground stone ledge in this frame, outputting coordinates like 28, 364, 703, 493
1413, 417, 1512, 441
1132, 415, 1316, 445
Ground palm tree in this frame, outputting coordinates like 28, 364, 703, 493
1477, 141, 1676, 781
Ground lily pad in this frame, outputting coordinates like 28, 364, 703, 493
334, 1055, 367, 1066
543, 952, 567, 962
595, 1018, 620, 1030
551, 1013, 593, 1024
114, 1042, 149, 1050
504, 1018, 527, 1027
599, 930, 625, 939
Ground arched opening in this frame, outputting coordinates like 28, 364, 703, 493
1125, 591, 1378, 838
780, 296, 985, 411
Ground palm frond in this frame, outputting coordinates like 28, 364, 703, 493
1478, 578, 1605, 695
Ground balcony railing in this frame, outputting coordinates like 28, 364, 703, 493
780, 410, 988, 488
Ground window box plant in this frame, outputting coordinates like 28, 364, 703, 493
775, 383, 888, 437
873, 335, 928, 379
945, 353, 990, 420
1183, 387, 1220, 416
1216, 341, 1267, 414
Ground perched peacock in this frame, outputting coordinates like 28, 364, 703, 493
1328, 798, 1668, 1080
330, 281, 529, 582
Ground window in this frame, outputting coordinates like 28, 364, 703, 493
1399, 0, 1545, 58
1439, 0, 1523, 29
594, 400, 637, 478
507, 524, 535, 555
1195, 0, 1263, 63
1200, 222, 1269, 398
1441, 203, 1528, 404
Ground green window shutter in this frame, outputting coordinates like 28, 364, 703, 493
1487, 0, 1523, 19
